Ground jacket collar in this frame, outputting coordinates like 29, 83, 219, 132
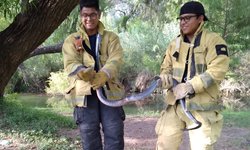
180, 21, 205, 44
173, 21, 205, 61
78, 21, 105, 41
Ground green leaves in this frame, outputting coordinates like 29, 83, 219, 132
0, 0, 20, 18
201, 0, 250, 52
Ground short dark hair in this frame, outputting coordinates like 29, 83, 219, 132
180, 1, 208, 21
80, 0, 100, 11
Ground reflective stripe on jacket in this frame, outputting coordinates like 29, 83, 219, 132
161, 22, 229, 111
63, 21, 125, 107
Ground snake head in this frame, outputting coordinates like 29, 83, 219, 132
68, 65, 87, 77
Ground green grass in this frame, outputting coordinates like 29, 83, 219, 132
0, 94, 79, 149
222, 109, 250, 128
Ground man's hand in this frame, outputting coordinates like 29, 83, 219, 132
160, 74, 173, 89
173, 82, 194, 100
91, 71, 109, 90
77, 67, 96, 82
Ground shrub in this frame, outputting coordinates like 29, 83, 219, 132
45, 70, 69, 96
221, 51, 250, 110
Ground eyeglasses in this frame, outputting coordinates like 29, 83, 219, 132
82, 13, 98, 19
177, 15, 198, 23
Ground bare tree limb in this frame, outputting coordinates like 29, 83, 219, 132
27, 42, 63, 59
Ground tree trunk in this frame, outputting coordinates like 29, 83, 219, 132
0, 0, 79, 98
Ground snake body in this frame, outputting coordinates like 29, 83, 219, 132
68, 66, 201, 130
96, 76, 161, 107
68, 65, 161, 107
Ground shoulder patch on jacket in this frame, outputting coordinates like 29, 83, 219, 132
215, 44, 228, 56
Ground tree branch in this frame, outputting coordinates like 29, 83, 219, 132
27, 42, 63, 59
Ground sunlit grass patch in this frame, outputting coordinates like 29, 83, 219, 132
222, 109, 250, 128
0, 95, 78, 149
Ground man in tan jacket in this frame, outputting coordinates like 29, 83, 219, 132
156, 1, 229, 150
62, 0, 125, 149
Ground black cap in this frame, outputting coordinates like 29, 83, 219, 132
80, 0, 100, 11
180, 1, 208, 21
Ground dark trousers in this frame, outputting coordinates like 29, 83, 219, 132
74, 92, 125, 150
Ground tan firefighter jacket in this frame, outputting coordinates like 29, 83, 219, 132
62, 21, 125, 107
161, 22, 230, 111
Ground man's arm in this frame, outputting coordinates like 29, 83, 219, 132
188, 34, 230, 93
99, 33, 124, 79
160, 44, 174, 89
63, 35, 83, 75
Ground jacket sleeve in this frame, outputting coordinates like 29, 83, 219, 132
189, 34, 230, 93
62, 35, 83, 75
160, 44, 173, 76
100, 33, 123, 79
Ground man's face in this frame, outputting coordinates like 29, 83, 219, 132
178, 13, 203, 37
80, 7, 100, 34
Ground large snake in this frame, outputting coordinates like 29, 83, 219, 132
68, 66, 201, 130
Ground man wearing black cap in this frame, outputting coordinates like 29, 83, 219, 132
156, 1, 229, 149
62, 0, 125, 149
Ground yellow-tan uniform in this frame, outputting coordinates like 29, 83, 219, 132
155, 23, 229, 150
62, 21, 125, 107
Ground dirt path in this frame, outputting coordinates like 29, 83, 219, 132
124, 117, 250, 150
58, 116, 250, 150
